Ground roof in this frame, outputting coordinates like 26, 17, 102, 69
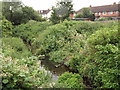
38, 9, 51, 14
76, 3, 120, 13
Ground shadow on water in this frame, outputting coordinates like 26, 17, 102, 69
40, 57, 70, 81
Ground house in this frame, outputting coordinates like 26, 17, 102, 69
37, 9, 52, 20
75, 2, 120, 20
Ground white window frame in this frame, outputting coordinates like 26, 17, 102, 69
98, 12, 101, 15
116, 11, 119, 14
102, 12, 106, 15
108, 12, 113, 15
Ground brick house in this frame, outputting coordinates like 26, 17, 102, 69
75, 2, 120, 20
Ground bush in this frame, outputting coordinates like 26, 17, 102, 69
71, 21, 105, 35
2, 37, 31, 58
12, 21, 51, 45
1, 55, 51, 89
77, 26, 119, 88
33, 23, 84, 64
97, 17, 112, 21
1, 17, 13, 37
57, 72, 84, 88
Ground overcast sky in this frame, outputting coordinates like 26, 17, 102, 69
17, 0, 120, 11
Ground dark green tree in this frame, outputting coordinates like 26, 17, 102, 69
2, 0, 45, 25
2, 0, 23, 24
75, 8, 95, 20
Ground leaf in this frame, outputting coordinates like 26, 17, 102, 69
2, 79, 9, 84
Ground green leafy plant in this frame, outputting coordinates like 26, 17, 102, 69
1, 55, 51, 89
57, 72, 84, 88
2, 37, 31, 58
1, 17, 13, 37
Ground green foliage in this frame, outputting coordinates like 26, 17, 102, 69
50, 8, 60, 24
71, 25, 119, 88
2, 37, 31, 58
2, 1, 45, 25
1, 55, 51, 89
50, 0, 74, 24
97, 17, 112, 21
33, 23, 84, 64
71, 21, 104, 35
33, 20, 108, 64
12, 21, 51, 45
1, 17, 13, 37
85, 27, 119, 88
87, 27, 118, 50
75, 8, 95, 20
1, 18, 119, 88
57, 72, 84, 88
21, 6, 45, 23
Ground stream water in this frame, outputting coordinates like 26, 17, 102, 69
41, 59, 70, 81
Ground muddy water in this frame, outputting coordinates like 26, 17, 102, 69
41, 59, 70, 81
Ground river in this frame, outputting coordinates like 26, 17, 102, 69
41, 59, 70, 81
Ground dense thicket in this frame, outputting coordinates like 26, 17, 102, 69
1, 19, 119, 88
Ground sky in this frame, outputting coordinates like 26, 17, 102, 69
2, 0, 120, 11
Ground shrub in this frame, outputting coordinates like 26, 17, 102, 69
1, 17, 13, 37
1, 55, 51, 89
33, 23, 84, 64
57, 72, 84, 88
12, 21, 52, 45
81, 27, 120, 88
97, 17, 112, 21
2, 37, 31, 58
71, 21, 104, 35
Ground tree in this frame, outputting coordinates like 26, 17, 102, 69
2, 0, 23, 24
2, 0, 45, 25
50, 0, 74, 24
75, 8, 95, 20
50, 7, 60, 24
21, 6, 45, 23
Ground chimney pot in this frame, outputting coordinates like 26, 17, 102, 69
89, 5, 92, 7
113, 2, 116, 5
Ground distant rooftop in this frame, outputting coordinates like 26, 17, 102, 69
76, 2, 120, 13
38, 9, 51, 14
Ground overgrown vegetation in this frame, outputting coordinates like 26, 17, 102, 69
1, 55, 51, 89
1, 13, 119, 89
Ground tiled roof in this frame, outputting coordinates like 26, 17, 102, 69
38, 9, 51, 14
76, 3, 120, 13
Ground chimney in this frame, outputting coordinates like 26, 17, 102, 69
89, 5, 92, 7
113, 2, 116, 5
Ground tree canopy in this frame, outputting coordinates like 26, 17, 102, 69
2, 0, 45, 25
75, 8, 95, 20
50, 0, 74, 24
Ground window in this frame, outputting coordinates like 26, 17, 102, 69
108, 12, 113, 15
98, 12, 101, 15
116, 11, 119, 14
95, 12, 98, 15
102, 12, 106, 15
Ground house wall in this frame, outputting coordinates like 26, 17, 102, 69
47, 11, 52, 19
95, 11, 120, 17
